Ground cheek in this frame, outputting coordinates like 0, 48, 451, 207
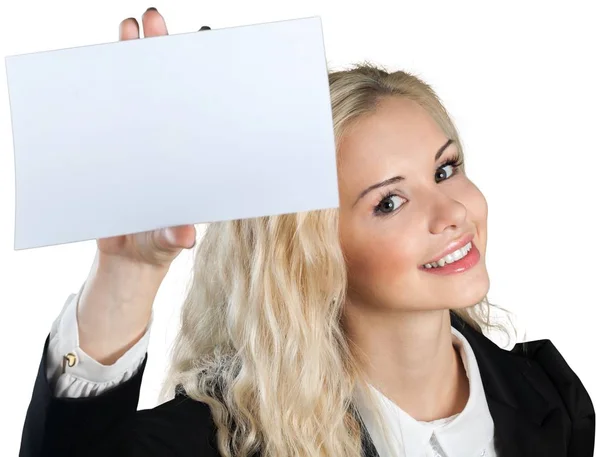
463, 181, 488, 252
341, 218, 418, 287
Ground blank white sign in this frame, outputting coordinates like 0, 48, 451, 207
5, 16, 338, 250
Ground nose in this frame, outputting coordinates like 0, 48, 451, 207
427, 191, 468, 235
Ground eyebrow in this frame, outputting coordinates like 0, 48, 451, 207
435, 139, 454, 161
352, 138, 454, 207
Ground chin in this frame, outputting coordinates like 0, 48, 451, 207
447, 274, 490, 310
423, 264, 490, 311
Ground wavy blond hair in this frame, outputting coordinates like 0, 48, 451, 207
163, 63, 496, 457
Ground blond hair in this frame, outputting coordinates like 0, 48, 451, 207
163, 63, 496, 457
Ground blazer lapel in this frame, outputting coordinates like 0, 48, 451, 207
360, 423, 380, 457
452, 314, 568, 457
350, 404, 380, 457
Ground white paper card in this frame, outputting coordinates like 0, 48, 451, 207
6, 17, 338, 250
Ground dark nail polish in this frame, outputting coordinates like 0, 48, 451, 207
199, 25, 211, 31
146, 7, 157, 12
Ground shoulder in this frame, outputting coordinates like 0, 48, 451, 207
140, 391, 216, 425
512, 339, 582, 386
118, 388, 229, 457
511, 339, 595, 423
122, 392, 222, 457
453, 315, 595, 425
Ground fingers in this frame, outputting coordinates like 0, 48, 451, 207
120, 10, 209, 42
141, 7, 168, 37
119, 18, 140, 41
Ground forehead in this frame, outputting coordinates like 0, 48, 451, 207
338, 96, 447, 168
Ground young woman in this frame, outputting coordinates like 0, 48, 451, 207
20, 8, 594, 457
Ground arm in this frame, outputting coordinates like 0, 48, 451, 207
20, 9, 208, 455
21, 232, 195, 455
20, 295, 219, 457
20, 334, 147, 457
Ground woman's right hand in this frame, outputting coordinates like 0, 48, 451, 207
97, 224, 197, 270
77, 8, 199, 365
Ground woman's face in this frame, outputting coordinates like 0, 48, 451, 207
338, 96, 489, 312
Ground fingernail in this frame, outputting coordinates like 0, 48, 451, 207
146, 7, 157, 12
199, 25, 211, 31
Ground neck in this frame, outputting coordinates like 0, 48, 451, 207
345, 305, 469, 421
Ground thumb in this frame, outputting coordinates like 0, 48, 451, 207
149, 227, 183, 254
161, 227, 180, 248
156, 226, 196, 250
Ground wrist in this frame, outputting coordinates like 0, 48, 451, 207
76, 252, 167, 363
95, 251, 170, 283
90, 252, 167, 299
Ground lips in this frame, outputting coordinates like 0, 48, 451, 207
420, 242, 481, 275
423, 233, 475, 266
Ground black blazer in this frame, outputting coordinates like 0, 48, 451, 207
20, 315, 595, 457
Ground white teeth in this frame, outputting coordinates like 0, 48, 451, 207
424, 242, 472, 269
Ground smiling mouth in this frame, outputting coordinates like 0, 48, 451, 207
422, 241, 472, 269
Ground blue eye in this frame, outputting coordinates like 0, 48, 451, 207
436, 164, 455, 182
435, 155, 463, 183
374, 194, 404, 215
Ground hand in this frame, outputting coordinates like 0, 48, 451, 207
99, 8, 198, 270
77, 8, 205, 364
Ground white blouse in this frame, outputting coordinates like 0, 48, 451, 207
353, 328, 496, 457
47, 289, 496, 457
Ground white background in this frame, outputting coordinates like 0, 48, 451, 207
1, 0, 598, 454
